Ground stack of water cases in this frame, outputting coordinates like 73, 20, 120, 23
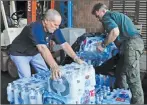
77, 36, 119, 66
48, 62, 96, 104
95, 74, 132, 104
7, 71, 50, 104
95, 87, 132, 104
7, 63, 131, 104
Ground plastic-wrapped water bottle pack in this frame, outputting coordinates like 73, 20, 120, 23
7, 78, 48, 104
48, 62, 96, 104
7, 71, 50, 104
77, 36, 119, 66
95, 86, 132, 104
95, 74, 131, 104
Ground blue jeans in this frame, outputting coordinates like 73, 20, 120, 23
10, 53, 49, 78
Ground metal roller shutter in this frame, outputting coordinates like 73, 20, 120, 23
109, 0, 147, 49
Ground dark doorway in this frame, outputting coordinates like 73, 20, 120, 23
16, 1, 27, 18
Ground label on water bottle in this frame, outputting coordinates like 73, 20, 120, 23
43, 97, 51, 104
18, 92, 23, 104
116, 97, 125, 102
81, 90, 90, 104
7, 88, 14, 103
89, 90, 95, 97
119, 93, 129, 99
89, 89, 95, 104
30, 95, 36, 104
85, 75, 90, 87
30, 96, 36, 99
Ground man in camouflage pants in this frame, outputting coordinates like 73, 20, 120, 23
92, 3, 144, 104
115, 37, 144, 104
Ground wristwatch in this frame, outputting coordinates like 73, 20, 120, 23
73, 56, 79, 62
101, 42, 106, 48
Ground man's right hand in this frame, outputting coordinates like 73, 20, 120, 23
51, 66, 61, 80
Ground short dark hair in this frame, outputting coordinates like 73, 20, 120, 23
91, 3, 108, 15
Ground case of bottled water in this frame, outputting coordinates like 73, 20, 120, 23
6, 70, 50, 104
95, 87, 131, 104
48, 62, 96, 104
77, 36, 119, 66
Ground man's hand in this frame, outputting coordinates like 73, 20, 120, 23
97, 42, 105, 52
49, 40, 56, 51
74, 56, 85, 64
51, 66, 61, 80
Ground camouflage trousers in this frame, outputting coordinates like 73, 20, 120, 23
115, 36, 144, 104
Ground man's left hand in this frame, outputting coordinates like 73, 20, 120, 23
97, 42, 105, 52
74, 57, 85, 64
49, 40, 56, 51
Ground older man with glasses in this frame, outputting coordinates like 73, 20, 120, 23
9, 9, 84, 80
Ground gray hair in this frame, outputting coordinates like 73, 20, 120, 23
43, 9, 61, 21
92, 3, 108, 15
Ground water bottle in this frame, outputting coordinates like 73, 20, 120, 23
95, 75, 100, 86
99, 92, 103, 102
99, 74, 104, 86
102, 86, 106, 91
113, 89, 116, 93
95, 85, 101, 93
103, 90, 107, 99
89, 65, 96, 86
21, 87, 30, 104
81, 89, 90, 104
96, 94, 101, 104
127, 89, 132, 99
90, 43, 97, 52
107, 87, 111, 95
89, 87, 95, 104
36, 89, 43, 104
7, 83, 14, 104
110, 76, 116, 88
43, 90, 51, 104
101, 100, 108, 104
52, 99, 57, 104
57, 101, 63, 104
14, 84, 22, 104
88, 60, 92, 65
105, 76, 110, 87
111, 90, 117, 99
29, 89, 37, 104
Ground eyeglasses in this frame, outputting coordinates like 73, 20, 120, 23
53, 22, 59, 27
95, 14, 99, 19
48, 20, 60, 28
